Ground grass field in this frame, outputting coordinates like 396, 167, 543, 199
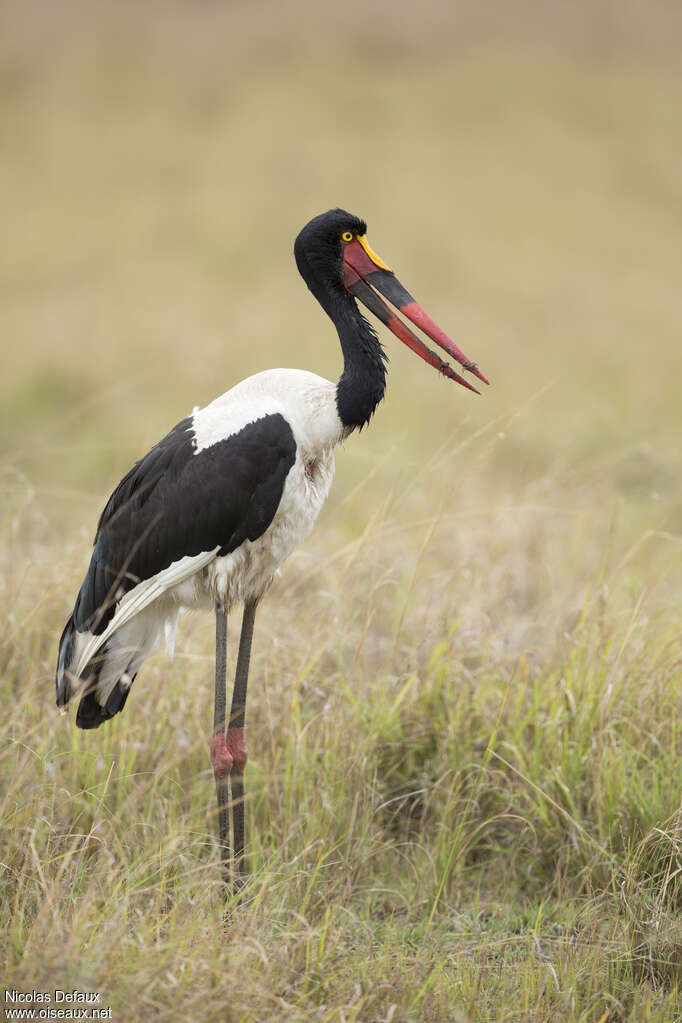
1, 2, 682, 1020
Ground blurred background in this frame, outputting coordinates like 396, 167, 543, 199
1, 0, 680, 661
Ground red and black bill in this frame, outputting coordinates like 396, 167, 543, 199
342, 235, 489, 393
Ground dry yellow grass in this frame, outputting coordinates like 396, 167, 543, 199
1, 3, 681, 1021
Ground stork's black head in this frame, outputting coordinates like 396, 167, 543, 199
294, 208, 489, 393
294, 208, 367, 313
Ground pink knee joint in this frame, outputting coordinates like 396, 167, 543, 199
210, 728, 247, 776
210, 732, 233, 778
227, 727, 248, 773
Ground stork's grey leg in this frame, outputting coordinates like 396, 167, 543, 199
210, 602, 231, 891
228, 600, 257, 896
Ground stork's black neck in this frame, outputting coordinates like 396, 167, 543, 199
332, 291, 387, 431
293, 211, 387, 431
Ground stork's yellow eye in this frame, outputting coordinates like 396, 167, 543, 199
341, 231, 353, 242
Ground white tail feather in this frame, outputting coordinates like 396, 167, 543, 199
73, 548, 218, 679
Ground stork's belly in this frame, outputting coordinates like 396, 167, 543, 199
169, 451, 335, 612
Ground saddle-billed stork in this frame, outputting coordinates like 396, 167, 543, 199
55, 208, 488, 896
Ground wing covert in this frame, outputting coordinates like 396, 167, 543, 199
72, 412, 297, 635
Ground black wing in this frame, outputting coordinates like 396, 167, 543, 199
70, 411, 298, 636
